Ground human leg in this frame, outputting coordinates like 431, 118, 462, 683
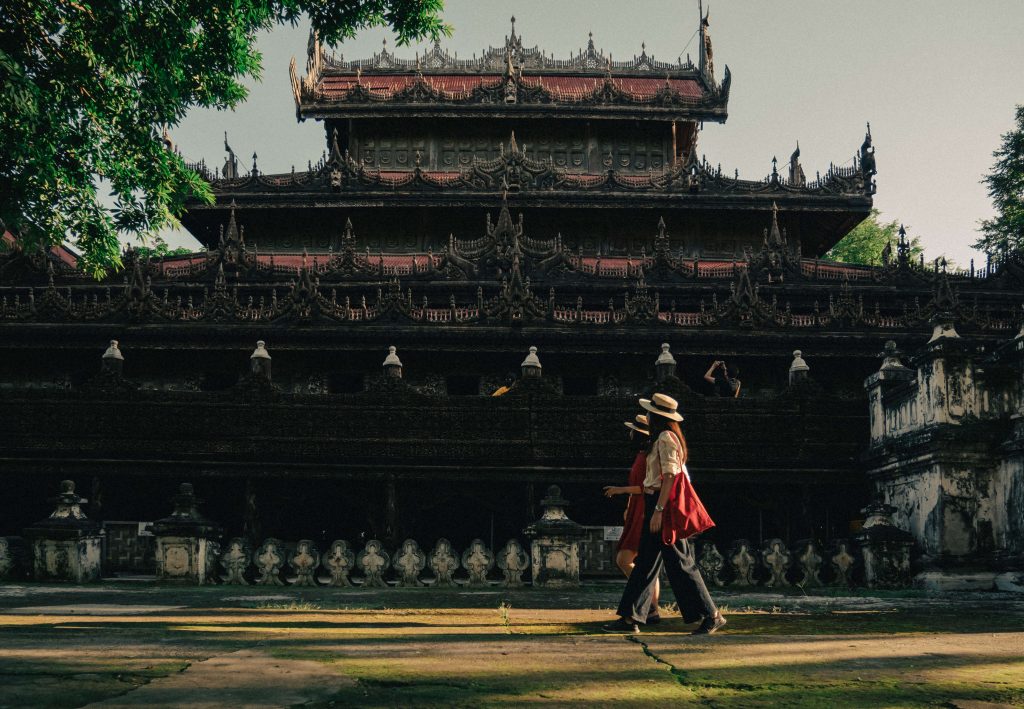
660, 537, 718, 624
616, 547, 663, 622
615, 549, 635, 577
614, 494, 664, 623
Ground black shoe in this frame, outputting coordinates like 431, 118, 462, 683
646, 613, 662, 625
691, 613, 726, 635
602, 618, 640, 634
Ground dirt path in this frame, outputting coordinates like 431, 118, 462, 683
84, 649, 354, 709
0, 585, 1021, 707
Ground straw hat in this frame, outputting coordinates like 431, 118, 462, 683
623, 413, 650, 435
639, 393, 684, 421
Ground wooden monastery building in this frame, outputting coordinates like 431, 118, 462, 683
1, 15, 1021, 578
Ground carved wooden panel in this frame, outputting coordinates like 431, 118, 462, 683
104, 521, 155, 572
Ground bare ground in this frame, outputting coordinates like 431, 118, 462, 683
0, 582, 1021, 708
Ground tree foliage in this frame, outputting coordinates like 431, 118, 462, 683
132, 237, 195, 259
977, 105, 1024, 255
0, 0, 447, 277
824, 209, 923, 266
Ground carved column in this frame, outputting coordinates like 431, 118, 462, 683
655, 343, 677, 382
24, 481, 102, 583
151, 483, 222, 584
524, 485, 585, 588
856, 499, 914, 589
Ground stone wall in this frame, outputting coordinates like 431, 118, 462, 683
864, 318, 1024, 584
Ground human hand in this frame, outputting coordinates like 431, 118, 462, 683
603, 486, 621, 498
650, 511, 663, 533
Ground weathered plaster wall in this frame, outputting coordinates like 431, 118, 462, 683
865, 326, 1024, 568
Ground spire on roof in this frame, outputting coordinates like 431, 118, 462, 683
224, 201, 240, 243
223, 132, 238, 179
698, 0, 714, 82
788, 142, 806, 187
766, 201, 785, 247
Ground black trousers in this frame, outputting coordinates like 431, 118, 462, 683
617, 493, 718, 624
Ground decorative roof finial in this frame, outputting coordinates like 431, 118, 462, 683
223, 132, 238, 179
224, 200, 239, 243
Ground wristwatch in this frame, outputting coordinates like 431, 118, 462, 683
654, 503, 665, 512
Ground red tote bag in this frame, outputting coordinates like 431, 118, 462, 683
661, 433, 716, 544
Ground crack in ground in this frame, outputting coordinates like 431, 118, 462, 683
622, 635, 770, 696
627, 635, 690, 688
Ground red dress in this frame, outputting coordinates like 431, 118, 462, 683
616, 451, 648, 553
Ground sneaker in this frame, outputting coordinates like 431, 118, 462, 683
691, 613, 726, 635
602, 618, 640, 634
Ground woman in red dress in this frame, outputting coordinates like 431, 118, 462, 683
603, 414, 661, 622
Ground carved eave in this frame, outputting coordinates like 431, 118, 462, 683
293, 25, 729, 123
295, 70, 729, 124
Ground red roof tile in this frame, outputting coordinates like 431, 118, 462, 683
315, 74, 704, 103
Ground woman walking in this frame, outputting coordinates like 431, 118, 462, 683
603, 393, 725, 635
603, 414, 661, 622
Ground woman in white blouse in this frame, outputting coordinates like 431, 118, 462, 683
603, 393, 726, 635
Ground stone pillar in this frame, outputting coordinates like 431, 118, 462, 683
863, 341, 915, 446
383, 345, 403, 379
521, 346, 542, 379
250, 340, 271, 381
102, 340, 124, 376
655, 343, 677, 382
788, 349, 809, 385
524, 485, 585, 588
0, 537, 14, 580
151, 483, 222, 584
856, 499, 914, 588
24, 480, 102, 583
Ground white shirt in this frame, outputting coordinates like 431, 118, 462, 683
643, 430, 686, 490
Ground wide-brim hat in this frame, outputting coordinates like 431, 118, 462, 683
639, 393, 684, 421
623, 413, 650, 435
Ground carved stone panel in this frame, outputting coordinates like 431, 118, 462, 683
830, 539, 856, 587
428, 538, 459, 587
761, 538, 791, 588
289, 540, 320, 587
357, 539, 390, 588
461, 539, 494, 587
254, 538, 287, 586
205, 540, 221, 584
728, 539, 756, 587
0, 538, 11, 579
392, 539, 426, 587
322, 540, 356, 587
496, 539, 529, 588
795, 540, 823, 587
31, 538, 102, 583
220, 538, 251, 585
155, 537, 196, 583
697, 541, 725, 587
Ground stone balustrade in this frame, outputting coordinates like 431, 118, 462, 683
208, 536, 529, 588
693, 536, 896, 589
0, 480, 944, 590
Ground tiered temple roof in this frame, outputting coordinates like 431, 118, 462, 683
4, 203, 1021, 339
290, 18, 730, 122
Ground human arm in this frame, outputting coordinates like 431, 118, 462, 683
603, 485, 644, 497
649, 432, 684, 533
649, 476, 674, 533
703, 361, 720, 384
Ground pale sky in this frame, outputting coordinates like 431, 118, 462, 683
165, 0, 1024, 267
